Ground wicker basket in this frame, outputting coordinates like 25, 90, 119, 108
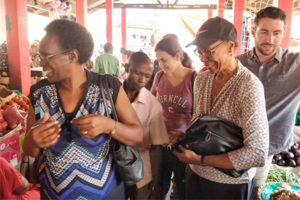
258, 182, 300, 200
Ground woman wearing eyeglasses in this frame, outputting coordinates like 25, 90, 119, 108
23, 19, 143, 199
173, 17, 269, 200
151, 37, 197, 199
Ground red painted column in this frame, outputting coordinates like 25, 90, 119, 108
278, 0, 293, 49
121, 8, 126, 63
5, 0, 30, 95
233, 0, 244, 55
76, 0, 87, 26
208, 9, 213, 18
218, 0, 225, 18
106, 0, 113, 43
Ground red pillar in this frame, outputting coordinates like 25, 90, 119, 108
208, 9, 213, 18
218, 0, 224, 18
278, 0, 293, 49
5, 0, 30, 95
233, 0, 244, 55
106, 0, 113, 43
121, 8, 126, 63
76, 0, 87, 26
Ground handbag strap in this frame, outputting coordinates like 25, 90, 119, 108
99, 76, 120, 147
100, 75, 118, 122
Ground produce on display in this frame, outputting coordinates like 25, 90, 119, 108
273, 143, 300, 167
0, 86, 29, 136
267, 168, 300, 185
270, 183, 300, 200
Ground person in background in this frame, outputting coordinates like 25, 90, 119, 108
0, 157, 40, 200
237, 7, 300, 199
174, 16, 269, 200
123, 52, 169, 199
151, 37, 197, 199
84, 59, 93, 71
146, 33, 193, 90
162, 33, 193, 69
30, 40, 40, 68
145, 59, 160, 90
22, 19, 142, 199
93, 42, 120, 77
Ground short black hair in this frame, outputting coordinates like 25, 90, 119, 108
103, 42, 113, 53
129, 51, 151, 69
44, 19, 94, 64
254, 7, 287, 30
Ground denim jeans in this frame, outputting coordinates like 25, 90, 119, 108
160, 147, 186, 199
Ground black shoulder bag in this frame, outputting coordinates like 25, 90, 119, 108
175, 114, 248, 178
100, 76, 144, 185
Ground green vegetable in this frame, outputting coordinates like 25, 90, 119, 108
266, 168, 300, 185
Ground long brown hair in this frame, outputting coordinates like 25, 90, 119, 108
155, 37, 192, 68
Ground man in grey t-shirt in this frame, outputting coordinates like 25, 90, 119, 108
237, 7, 300, 199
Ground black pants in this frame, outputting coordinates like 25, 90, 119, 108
186, 167, 253, 200
160, 147, 186, 199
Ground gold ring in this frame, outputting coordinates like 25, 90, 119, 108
82, 130, 88, 135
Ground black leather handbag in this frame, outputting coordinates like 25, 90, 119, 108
100, 76, 144, 185
175, 114, 247, 178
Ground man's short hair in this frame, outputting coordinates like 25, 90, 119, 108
254, 7, 287, 30
129, 51, 151, 69
44, 19, 94, 64
103, 43, 113, 53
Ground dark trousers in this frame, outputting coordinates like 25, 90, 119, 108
186, 167, 253, 200
125, 182, 153, 200
160, 147, 186, 199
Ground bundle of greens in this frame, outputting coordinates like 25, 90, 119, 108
267, 168, 300, 185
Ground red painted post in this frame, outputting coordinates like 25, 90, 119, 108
233, 0, 244, 55
278, 0, 293, 49
76, 0, 87, 26
208, 9, 213, 18
218, 0, 224, 18
121, 8, 126, 63
5, 0, 31, 95
106, 0, 113, 43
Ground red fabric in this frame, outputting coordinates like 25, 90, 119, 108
0, 157, 40, 200
199, 67, 208, 73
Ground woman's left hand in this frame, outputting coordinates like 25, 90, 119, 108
71, 114, 113, 138
172, 145, 202, 165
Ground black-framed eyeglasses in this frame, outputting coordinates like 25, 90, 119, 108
39, 51, 69, 63
194, 41, 225, 58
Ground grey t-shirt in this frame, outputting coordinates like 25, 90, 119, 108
237, 48, 300, 155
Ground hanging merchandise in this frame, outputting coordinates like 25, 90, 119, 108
0, 42, 9, 86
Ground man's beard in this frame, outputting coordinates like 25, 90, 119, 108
256, 43, 278, 56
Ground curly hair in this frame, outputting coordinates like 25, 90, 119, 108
254, 7, 287, 30
44, 19, 94, 64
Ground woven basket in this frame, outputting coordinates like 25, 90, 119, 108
258, 182, 300, 200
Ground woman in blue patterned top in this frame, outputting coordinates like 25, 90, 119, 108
23, 19, 143, 199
